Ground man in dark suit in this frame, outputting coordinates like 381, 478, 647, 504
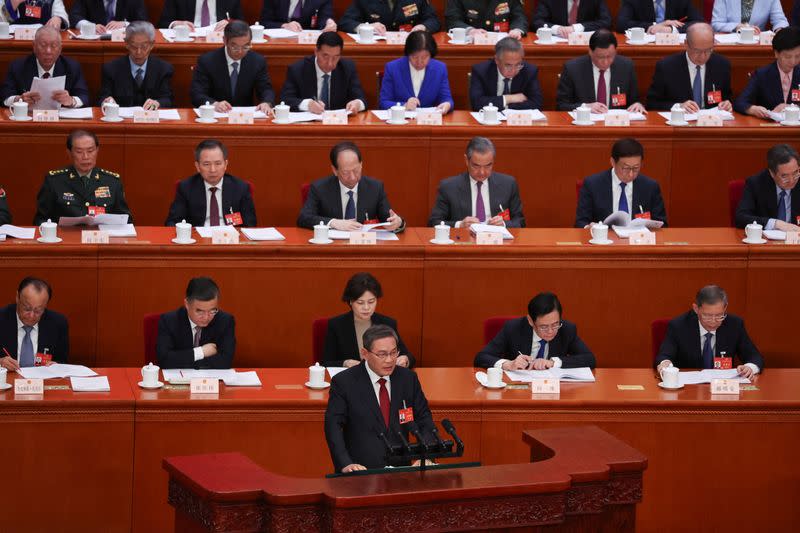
165, 139, 256, 227
260, 0, 336, 32
646, 22, 733, 112
69, 0, 147, 33
475, 292, 595, 370
190, 20, 274, 113
0, 278, 69, 371
280, 31, 367, 114
617, 0, 702, 33
532, 0, 611, 36
97, 21, 174, 110
156, 277, 235, 369
575, 137, 667, 228
0, 26, 90, 109
734, 26, 800, 118
0, 186, 12, 225
735, 144, 800, 230
428, 136, 525, 228
339, 0, 439, 34
469, 37, 543, 111
158, 0, 242, 29
556, 29, 645, 113
656, 285, 763, 379
446, 0, 525, 39
325, 324, 434, 473
298, 141, 405, 232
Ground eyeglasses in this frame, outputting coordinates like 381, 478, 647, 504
367, 349, 399, 360
193, 308, 219, 317
19, 305, 45, 316
227, 44, 252, 53
619, 165, 641, 174
775, 169, 800, 183
535, 321, 563, 333
498, 62, 523, 72
699, 313, 727, 322
126, 42, 154, 52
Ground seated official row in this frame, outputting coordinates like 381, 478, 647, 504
2, 22, 800, 119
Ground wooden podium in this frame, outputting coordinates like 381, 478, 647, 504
163, 425, 647, 532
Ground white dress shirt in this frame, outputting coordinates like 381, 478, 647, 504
765, 184, 793, 230
203, 177, 224, 226
189, 317, 204, 361
492, 327, 563, 369
364, 361, 391, 405
686, 53, 706, 102
454, 176, 491, 228
193, 0, 217, 27
224, 48, 240, 78
495, 68, 511, 108
339, 180, 358, 219
592, 63, 611, 107
409, 64, 425, 98
287, 0, 301, 18
16, 315, 39, 361
698, 323, 760, 374
299, 58, 365, 112
611, 168, 633, 216
4, 59, 83, 107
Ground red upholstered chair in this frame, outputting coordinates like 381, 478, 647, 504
301, 183, 310, 206
143, 313, 161, 365
483, 316, 517, 344
651, 319, 670, 363
311, 318, 329, 364
575, 178, 584, 201
375, 71, 384, 109
728, 180, 745, 227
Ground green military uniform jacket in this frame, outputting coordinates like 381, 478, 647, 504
445, 0, 528, 34
33, 166, 133, 225
338, 0, 441, 33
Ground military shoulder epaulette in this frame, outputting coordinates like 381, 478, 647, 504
48, 168, 69, 176
97, 168, 120, 178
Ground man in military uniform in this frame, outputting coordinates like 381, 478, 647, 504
446, 0, 528, 39
338, 0, 440, 34
34, 130, 132, 225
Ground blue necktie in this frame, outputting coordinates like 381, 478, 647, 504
618, 182, 629, 213
344, 190, 355, 219
19, 325, 34, 368
777, 190, 788, 222
230, 62, 239, 97
503, 77, 511, 95
702, 332, 714, 369
693, 65, 703, 107
134, 68, 144, 88
655, 0, 665, 23
320, 74, 330, 108
105, 0, 115, 24
536, 340, 547, 359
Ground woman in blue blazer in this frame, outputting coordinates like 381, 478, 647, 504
379, 30, 454, 112
711, 0, 789, 32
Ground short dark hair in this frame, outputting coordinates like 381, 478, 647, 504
772, 26, 800, 52
329, 141, 361, 168
185, 277, 220, 302
611, 137, 644, 161
195, 139, 228, 161
67, 130, 99, 151
589, 29, 617, 50
404, 29, 437, 58
18, 277, 52, 300
316, 31, 343, 50
341, 272, 383, 303
527, 292, 562, 321
224, 19, 251, 40
766, 144, 799, 173
695, 285, 728, 307
465, 136, 496, 159
362, 324, 398, 352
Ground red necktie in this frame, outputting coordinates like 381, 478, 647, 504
568, 0, 580, 25
209, 186, 220, 226
597, 69, 607, 106
377, 378, 390, 428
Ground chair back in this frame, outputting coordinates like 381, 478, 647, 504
483, 316, 517, 344
143, 313, 161, 365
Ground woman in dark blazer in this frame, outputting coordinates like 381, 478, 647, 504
322, 272, 415, 368
378, 30, 454, 112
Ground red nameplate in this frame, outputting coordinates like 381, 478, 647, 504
611, 93, 627, 108
398, 406, 414, 424
634, 211, 651, 220
499, 208, 510, 221
88, 206, 106, 216
494, 22, 509, 32
224, 212, 243, 226
34, 352, 52, 366
25, 4, 42, 18
310, 13, 318, 27
398, 24, 412, 32
363, 218, 379, 225
706, 90, 722, 105
713, 357, 733, 370
792, 89, 800, 103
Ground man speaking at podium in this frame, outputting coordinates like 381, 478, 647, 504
325, 324, 434, 473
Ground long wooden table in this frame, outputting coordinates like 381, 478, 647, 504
0, 226, 796, 368
2, 367, 797, 532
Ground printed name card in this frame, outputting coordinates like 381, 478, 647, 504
505, 110, 532, 126
697, 113, 723, 127
604, 112, 630, 126
568, 32, 589, 46
15, 378, 43, 395
211, 228, 239, 244
190, 378, 219, 394
228, 109, 254, 124
785, 231, 800, 244
655, 32, 679, 45
33, 110, 58, 122
711, 379, 740, 395
322, 109, 348, 125
133, 109, 159, 123
349, 231, 377, 245
110, 30, 125, 42
759, 32, 773, 46
416, 110, 442, 125
629, 230, 656, 245
205, 31, 224, 43
385, 32, 408, 45
531, 378, 560, 395
472, 33, 495, 45
81, 230, 109, 244
298, 32, 317, 44
476, 232, 503, 245
15, 27, 36, 40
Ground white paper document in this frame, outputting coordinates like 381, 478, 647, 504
98, 224, 137, 237
678, 369, 751, 385
280, 111, 323, 123
504, 367, 596, 382
469, 223, 514, 239
59, 107, 94, 119
536, 35, 568, 44
193, 107, 268, 119
327, 229, 398, 240
19, 363, 98, 379
613, 225, 652, 238
241, 227, 286, 241
70, 376, 110, 391
504, 109, 546, 121
604, 211, 664, 236
658, 109, 735, 122
568, 110, 646, 122
59, 213, 129, 226
713, 32, 770, 45
117, 107, 181, 120
9, 24, 43, 33
0, 225, 36, 239
225, 371, 262, 387
194, 226, 240, 238
264, 28, 300, 38
30, 75, 65, 110
348, 33, 388, 44
763, 230, 786, 240
326, 367, 346, 378
162, 368, 238, 384
371, 108, 437, 121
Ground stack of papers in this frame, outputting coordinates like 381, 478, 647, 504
763, 230, 786, 240
59, 108, 94, 119
98, 224, 136, 237
241, 227, 286, 241
30, 75, 65, 110
161, 368, 261, 386
568, 110, 647, 121
193, 107, 268, 120
678, 369, 750, 385
713, 32, 770, 45
0, 225, 36, 239
657, 109, 734, 122
327, 230, 399, 241
348, 33, 388, 44
19, 364, 98, 379
159, 25, 215, 41
504, 367, 596, 382
371, 108, 440, 121
118, 107, 181, 120
536, 35, 568, 44
70, 376, 110, 391
326, 367, 346, 378
469, 223, 514, 239
59, 213, 129, 226
264, 28, 300, 39
603, 211, 664, 237
194, 226, 239, 238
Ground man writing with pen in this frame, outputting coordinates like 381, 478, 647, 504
474, 292, 595, 371
616, 0, 703, 34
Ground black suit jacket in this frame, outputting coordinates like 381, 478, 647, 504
68, 0, 147, 27
191, 48, 275, 107
297, 175, 399, 229
322, 311, 414, 368
97, 55, 174, 107
0, 54, 90, 105
474, 317, 595, 369
469, 59, 542, 111
0, 304, 69, 364
260, 0, 333, 29
427, 172, 525, 227
158, 0, 243, 27
532, 0, 612, 30
617, 0, 702, 32
647, 51, 733, 110
734, 62, 800, 115
575, 169, 668, 227
280, 55, 367, 112
324, 362, 434, 472
165, 173, 257, 227
735, 169, 800, 228
156, 307, 236, 369
556, 54, 639, 110
655, 310, 764, 369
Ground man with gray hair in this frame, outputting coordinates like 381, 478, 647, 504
469, 37, 542, 111
656, 285, 763, 379
98, 21, 174, 110
428, 136, 525, 228
736, 144, 800, 231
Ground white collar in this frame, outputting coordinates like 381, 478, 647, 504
364, 361, 389, 385
204, 177, 224, 191
16, 314, 39, 332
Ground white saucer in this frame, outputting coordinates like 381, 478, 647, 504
780, 120, 800, 126
9, 115, 32, 121
173, 37, 194, 43
0, 36, 13, 40
0, 383, 12, 391
666, 120, 689, 126
76, 34, 102, 40
742, 238, 767, 244
589, 238, 613, 245
627, 39, 649, 45
534, 40, 558, 45
480, 120, 501, 126
37, 237, 62, 243
386, 119, 407, 125
251, 39, 267, 44
101, 116, 123, 123
138, 380, 164, 390
448, 39, 472, 45
195, 117, 217, 124
430, 238, 454, 245
572, 120, 594, 126
658, 382, 683, 390
171, 237, 196, 244
305, 381, 330, 390
482, 382, 506, 389
272, 119, 291, 125
308, 238, 334, 244
736, 39, 757, 45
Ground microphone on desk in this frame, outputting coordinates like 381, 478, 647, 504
430, 426, 448, 451
441, 419, 464, 450
395, 429, 413, 454
378, 431, 399, 456
407, 421, 431, 452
